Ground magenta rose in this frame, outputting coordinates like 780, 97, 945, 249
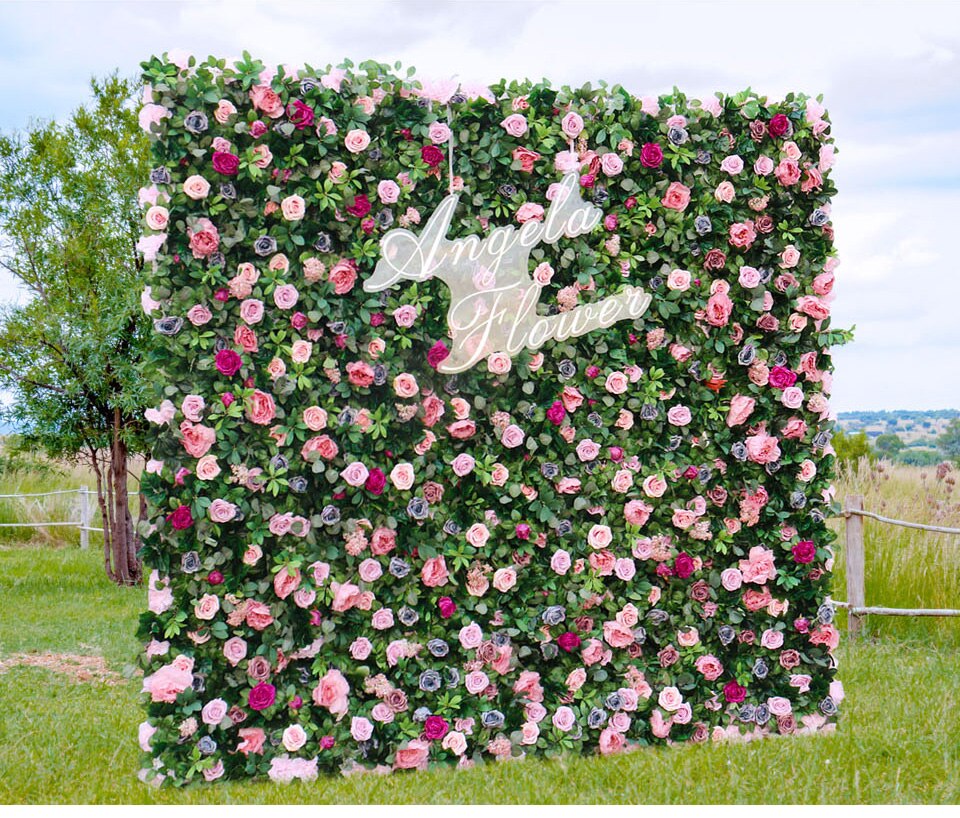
167, 505, 193, 530
768, 366, 798, 389
215, 349, 243, 376
423, 715, 449, 740
768, 114, 790, 137
346, 195, 371, 218
365, 467, 386, 496
211, 151, 239, 175
427, 341, 450, 369
248, 682, 276, 711
546, 400, 566, 426
792, 540, 817, 564
437, 596, 457, 619
557, 631, 581, 652
207, 570, 224, 585
674, 552, 695, 579
640, 142, 663, 168
287, 99, 314, 130
723, 680, 747, 703
421, 145, 444, 167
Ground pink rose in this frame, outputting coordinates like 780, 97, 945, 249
194, 593, 220, 620
273, 283, 299, 309
240, 298, 264, 325
720, 155, 744, 174
394, 740, 431, 771
754, 155, 774, 176
780, 244, 801, 268
714, 181, 735, 203
186, 304, 212, 326
451, 453, 476, 477
501, 114, 528, 136
695, 654, 724, 681
145, 205, 169, 230
358, 558, 382, 583
459, 623, 483, 650
390, 462, 415, 491
344, 129, 371, 153
726, 394, 756, 427
721, 567, 743, 591
350, 637, 373, 660
377, 180, 400, 204
658, 686, 684, 711
493, 567, 517, 592
601, 152, 624, 176
351, 717, 374, 742
551, 549, 571, 575
201, 698, 228, 726
421, 556, 450, 588
576, 439, 600, 461
501, 424, 525, 448
393, 373, 419, 398
561, 112, 584, 138
245, 389, 276, 425
661, 182, 691, 211
552, 706, 576, 731
283, 724, 308, 751
465, 523, 490, 548
280, 195, 305, 221
371, 608, 394, 630
587, 524, 613, 550
667, 268, 691, 291
393, 304, 418, 327
312, 668, 350, 716
208, 499, 237, 524
341, 461, 370, 487
516, 202, 544, 223
667, 405, 692, 426
745, 431, 782, 464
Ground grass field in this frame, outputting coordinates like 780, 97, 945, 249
0, 458, 957, 803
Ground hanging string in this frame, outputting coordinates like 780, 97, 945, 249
446, 103, 456, 194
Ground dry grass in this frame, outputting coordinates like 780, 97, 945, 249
828, 458, 960, 644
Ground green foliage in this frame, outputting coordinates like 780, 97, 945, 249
896, 448, 942, 467
831, 429, 875, 468
138, 54, 847, 783
0, 73, 151, 460
938, 418, 960, 465
873, 433, 904, 457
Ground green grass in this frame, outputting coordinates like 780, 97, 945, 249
0, 542, 958, 804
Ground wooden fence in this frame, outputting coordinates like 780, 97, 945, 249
0, 486, 136, 548
837, 494, 960, 637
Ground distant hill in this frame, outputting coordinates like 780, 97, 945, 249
836, 408, 957, 463
837, 409, 957, 440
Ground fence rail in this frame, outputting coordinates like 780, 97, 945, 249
0, 486, 139, 548
840, 494, 960, 638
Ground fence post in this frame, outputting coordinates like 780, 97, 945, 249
845, 494, 865, 638
79, 486, 90, 550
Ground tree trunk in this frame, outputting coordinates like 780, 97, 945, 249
90, 410, 143, 586
109, 407, 142, 585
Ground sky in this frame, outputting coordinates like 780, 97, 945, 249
0, 0, 958, 413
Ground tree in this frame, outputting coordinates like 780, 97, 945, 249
874, 432, 905, 458
939, 418, 960, 465
0, 73, 150, 584
831, 428, 875, 470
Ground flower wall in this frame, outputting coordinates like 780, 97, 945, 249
137, 52, 848, 785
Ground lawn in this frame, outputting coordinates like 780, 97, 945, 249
0, 542, 957, 804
